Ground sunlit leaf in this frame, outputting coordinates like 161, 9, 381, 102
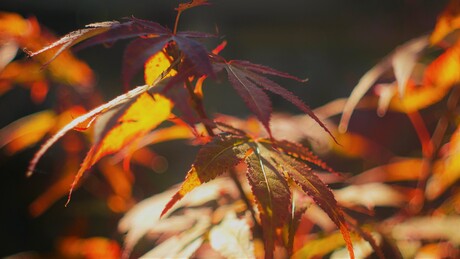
427, 126, 460, 199
391, 216, 460, 245
0, 110, 56, 155
144, 49, 176, 86
99, 160, 133, 213
415, 243, 459, 258
339, 36, 428, 132
66, 92, 171, 204
292, 231, 354, 259
140, 215, 209, 258
209, 212, 255, 259
215, 59, 334, 141
161, 134, 250, 216
246, 144, 291, 259
267, 149, 354, 259
350, 158, 424, 184
0, 40, 18, 71
29, 155, 80, 217
0, 12, 34, 38
430, 0, 460, 45
330, 232, 382, 259
27, 83, 152, 177
334, 183, 407, 209
58, 236, 121, 259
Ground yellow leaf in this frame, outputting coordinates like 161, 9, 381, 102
427, 126, 460, 200
0, 12, 33, 38
0, 110, 56, 155
389, 39, 460, 113
430, 0, 460, 45
66, 93, 171, 204
144, 50, 176, 85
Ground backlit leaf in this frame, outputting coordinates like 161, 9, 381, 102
427, 126, 460, 199
391, 216, 460, 245
217, 60, 334, 140
144, 49, 176, 86
246, 145, 291, 259
350, 158, 424, 184
122, 37, 172, 88
292, 231, 351, 259
161, 134, 250, 216
388, 39, 460, 113
339, 36, 428, 132
66, 93, 171, 205
430, 0, 460, 45
25, 21, 114, 66
271, 139, 336, 174
268, 151, 354, 259
0, 110, 56, 155
27, 83, 152, 177
209, 212, 255, 259
334, 183, 407, 209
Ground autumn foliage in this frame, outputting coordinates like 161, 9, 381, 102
2, 0, 460, 258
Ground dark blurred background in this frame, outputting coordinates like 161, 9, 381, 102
0, 0, 448, 257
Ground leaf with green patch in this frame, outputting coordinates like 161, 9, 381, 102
245, 144, 291, 259
161, 134, 250, 216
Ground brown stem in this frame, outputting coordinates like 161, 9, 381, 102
407, 87, 460, 214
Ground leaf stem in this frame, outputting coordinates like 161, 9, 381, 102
173, 11, 182, 35
407, 87, 460, 214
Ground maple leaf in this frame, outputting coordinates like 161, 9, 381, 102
0, 110, 56, 155
66, 92, 171, 205
246, 144, 291, 259
213, 59, 335, 141
209, 212, 255, 259
264, 146, 354, 259
339, 35, 428, 132
26, 17, 215, 89
427, 125, 460, 200
430, 0, 460, 45
161, 134, 251, 216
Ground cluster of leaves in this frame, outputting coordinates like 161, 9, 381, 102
3, 0, 460, 258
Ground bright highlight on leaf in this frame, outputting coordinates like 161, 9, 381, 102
66, 92, 171, 205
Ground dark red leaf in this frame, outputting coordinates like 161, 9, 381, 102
245, 147, 291, 259
226, 66, 273, 137
217, 60, 336, 142
122, 37, 171, 87
75, 18, 170, 50
176, 31, 217, 38
173, 35, 215, 77
272, 153, 354, 259
270, 140, 337, 175
161, 134, 250, 216
230, 60, 307, 82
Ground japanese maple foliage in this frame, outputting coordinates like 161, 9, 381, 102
3, 0, 460, 258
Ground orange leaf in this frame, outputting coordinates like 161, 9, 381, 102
161, 135, 250, 216
389, 39, 460, 112
0, 110, 56, 155
430, 0, 460, 45
427, 126, 460, 199
66, 93, 171, 205
29, 155, 80, 217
